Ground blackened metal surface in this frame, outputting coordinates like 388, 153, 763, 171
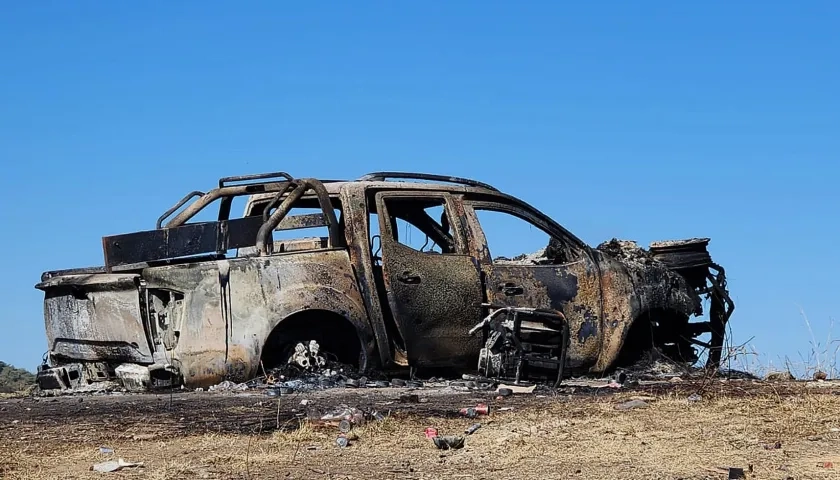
103, 216, 264, 270
138, 249, 372, 388
359, 172, 499, 191
218, 171, 293, 188
483, 260, 604, 370
40, 274, 153, 364
592, 244, 701, 371
156, 191, 204, 229
378, 240, 483, 367
256, 183, 308, 254
341, 185, 395, 367
374, 190, 484, 367
275, 213, 328, 231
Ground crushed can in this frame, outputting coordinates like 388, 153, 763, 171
459, 403, 490, 418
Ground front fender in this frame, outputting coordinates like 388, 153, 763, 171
592, 256, 697, 372
168, 251, 374, 387
259, 284, 375, 370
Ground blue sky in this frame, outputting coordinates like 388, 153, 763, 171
1, 2, 838, 373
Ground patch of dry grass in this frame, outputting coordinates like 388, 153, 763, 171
2, 388, 839, 479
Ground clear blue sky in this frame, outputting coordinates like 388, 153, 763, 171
1, 2, 838, 374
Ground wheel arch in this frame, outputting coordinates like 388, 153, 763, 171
606, 307, 695, 371
258, 305, 374, 372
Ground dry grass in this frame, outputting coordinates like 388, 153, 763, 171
2, 387, 839, 479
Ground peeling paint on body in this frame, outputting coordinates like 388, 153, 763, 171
34, 172, 733, 391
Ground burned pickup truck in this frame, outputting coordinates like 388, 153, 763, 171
35, 172, 733, 392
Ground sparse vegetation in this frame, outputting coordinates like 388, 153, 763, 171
722, 311, 840, 381
0, 361, 35, 394
2, 384, 840, 479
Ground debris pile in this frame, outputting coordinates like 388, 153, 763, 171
596, 238, 654, 265
494, 247, 551, 265
288, 340, 326, 371
207, 380, 249, 392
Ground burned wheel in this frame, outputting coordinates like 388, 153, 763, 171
260, 310, 364, 372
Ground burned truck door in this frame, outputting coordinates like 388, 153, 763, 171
463, 201, 605, 370
373, 192, 483, 368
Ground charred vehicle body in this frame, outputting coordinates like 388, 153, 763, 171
35, 172, 733, 392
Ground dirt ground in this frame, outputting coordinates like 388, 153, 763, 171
1, 380, 839, 479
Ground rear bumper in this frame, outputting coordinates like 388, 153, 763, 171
36, 362, 110, 391
36, 360, 180, 393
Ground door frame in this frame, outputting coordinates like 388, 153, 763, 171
372, 190, 484, 367
375, 191, 468, 255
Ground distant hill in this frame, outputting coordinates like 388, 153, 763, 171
0, 362, 36, 393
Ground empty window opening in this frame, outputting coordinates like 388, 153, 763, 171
382, 197, 456, 254
473, 208, 552, 263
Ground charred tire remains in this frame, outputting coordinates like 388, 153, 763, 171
260, 310, 364, 371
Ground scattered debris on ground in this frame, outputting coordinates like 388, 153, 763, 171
91, 459, 144, 473
4, 378, 840, 479
615, 399, 649, 410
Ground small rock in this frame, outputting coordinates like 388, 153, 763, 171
765, 371, 795, 382
615, 399, 648, 411
687, 393, 702, 402
399, 394, 420, 404
92, 458, 144, 473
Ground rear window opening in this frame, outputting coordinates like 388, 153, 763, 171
235, 196, 345, 257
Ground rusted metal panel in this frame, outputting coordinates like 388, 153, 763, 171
341, 185, 395, 367
275, 213, 327, 231
482, 261, 604, 370
139, 249, 372, 388
378, 241, 484, 367
375, 191, 483, 367
39, 274, 153, 364
592, 241, 705, 371
460, 202, 605, 370
102, 216, 265, 270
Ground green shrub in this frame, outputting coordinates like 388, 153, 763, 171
0, 361, 35, 393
